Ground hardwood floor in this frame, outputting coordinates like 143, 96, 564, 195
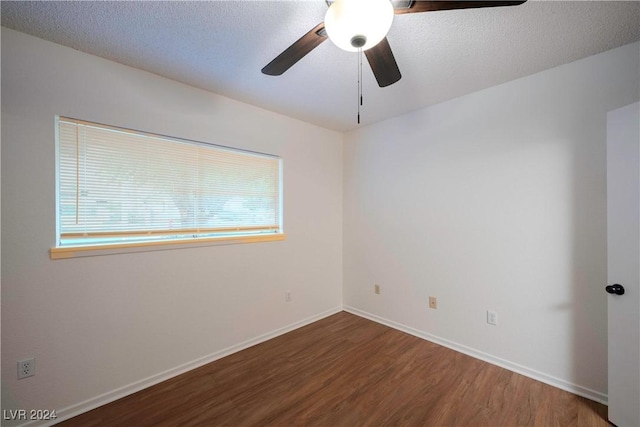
58, 312, 609, 426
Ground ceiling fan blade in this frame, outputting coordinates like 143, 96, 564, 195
262, 23, 328, 76
394, 0, 526, 14
365, 38, 402, 87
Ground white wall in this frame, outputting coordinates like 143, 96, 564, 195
343, 42, 639, 402
1, 28, 343, 421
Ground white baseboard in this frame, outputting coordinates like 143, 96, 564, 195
343, 305, 608, 405
35, 306, 342, 427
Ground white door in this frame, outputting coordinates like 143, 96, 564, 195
607, 102, 639, 427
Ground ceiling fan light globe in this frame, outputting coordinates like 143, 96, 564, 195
324, 0, 394, 52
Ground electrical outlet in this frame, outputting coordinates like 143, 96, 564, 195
487, 310, 498, 326
286, 291, 292, 302
17, 358, 35, 379
428, 296, 437, 309
374, 284, 381, 294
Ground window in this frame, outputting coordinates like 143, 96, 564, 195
51, 117, 283, 259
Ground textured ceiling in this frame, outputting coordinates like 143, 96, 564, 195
2, 1, 639, 131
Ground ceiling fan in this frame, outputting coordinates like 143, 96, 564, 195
262, 0, 527, 88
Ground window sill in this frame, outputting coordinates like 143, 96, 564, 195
50, 233, 286, 260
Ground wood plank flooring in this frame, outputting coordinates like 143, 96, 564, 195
57, 312, 609, 426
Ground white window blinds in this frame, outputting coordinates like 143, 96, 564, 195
56, 117, 282, 247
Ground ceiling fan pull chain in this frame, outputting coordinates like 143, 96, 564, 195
357, 47, 363, 124
360, 47, 363, 107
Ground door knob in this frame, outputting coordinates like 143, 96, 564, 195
605, 284, 625, 295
